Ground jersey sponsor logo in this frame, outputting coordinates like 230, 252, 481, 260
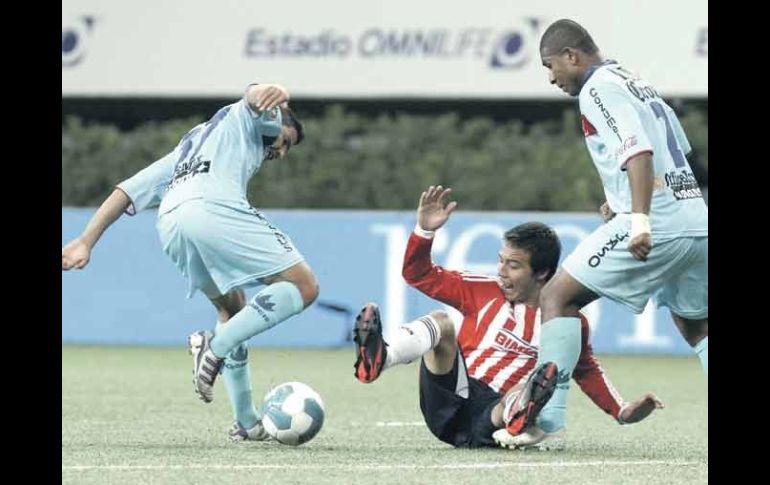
664, 170, 703, 200
588, 88, 622, 142
614, 135, 638, 160
588, 232, 629, 268
493, 328, 537, 356
169, 156, 211, 188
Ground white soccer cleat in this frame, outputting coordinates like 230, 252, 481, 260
492, 424, 567, 451
187, 331, 223, 403
228, 421, 271, 442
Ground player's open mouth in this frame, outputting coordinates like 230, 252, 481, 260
500, 282, 514, 291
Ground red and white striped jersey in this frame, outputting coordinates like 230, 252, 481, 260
402, 231, 625, 420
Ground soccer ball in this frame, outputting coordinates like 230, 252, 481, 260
261, 381, 325, 446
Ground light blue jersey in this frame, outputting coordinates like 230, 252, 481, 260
578, 61, 707, 243
115, 92, 302, 298
117, 96, 282, 215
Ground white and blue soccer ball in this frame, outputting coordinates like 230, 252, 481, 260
261, 381, 325, 446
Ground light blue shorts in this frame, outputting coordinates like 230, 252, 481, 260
156, 199, 305, 298
562, 216, 708, 319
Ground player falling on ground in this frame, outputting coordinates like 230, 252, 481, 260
353, 185, 663, 450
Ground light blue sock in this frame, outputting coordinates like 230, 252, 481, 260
694, 336, 708, 377
216, 321, 260, 429
211, 281, 304, 358
535, 317, 582, 433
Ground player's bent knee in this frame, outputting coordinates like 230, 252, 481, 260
672, 314, 708, 347
540, 274, 585, 318
429, 310, 457, 345
267, 263, 320, 308
212, 288, 248, 321
302, 280, 320, 308
293, 271, 319, 308
226, 288, 247, 314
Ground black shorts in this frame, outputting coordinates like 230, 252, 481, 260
419, 350, 501, 448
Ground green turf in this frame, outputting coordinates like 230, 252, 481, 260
62, 347, 707, 484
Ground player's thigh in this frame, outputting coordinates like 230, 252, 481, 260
156, 203, 222, 298
466, 379, 504, 448
189, 202, 307, 295
562, 219, 697, 314
419, 350, 471, 446
655, 237, 708, 320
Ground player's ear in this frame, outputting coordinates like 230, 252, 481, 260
564, 47, 578, 65
534, 268, 551, 285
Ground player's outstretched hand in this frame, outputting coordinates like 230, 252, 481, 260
417, 185, 457, 232
619, 392, 664, 424
62, 238, 92, 271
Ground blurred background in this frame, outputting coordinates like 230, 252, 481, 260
62, 0, 707, 355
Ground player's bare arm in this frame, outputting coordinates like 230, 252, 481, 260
417, 185, 458, 231
62, 188, 132, 271
245, 84, 290, 112
626, 152, 654, 261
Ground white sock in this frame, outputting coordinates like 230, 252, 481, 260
384, 315, 442, 369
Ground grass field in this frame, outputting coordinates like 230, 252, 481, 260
62, 347, 707, 484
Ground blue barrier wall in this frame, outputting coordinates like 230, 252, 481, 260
62, 208, 695, 354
